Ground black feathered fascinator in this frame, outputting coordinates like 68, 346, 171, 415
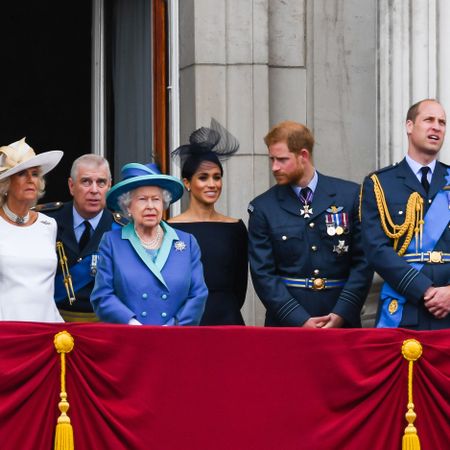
171, 118, 240, 179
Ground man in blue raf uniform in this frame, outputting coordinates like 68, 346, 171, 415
361, 99, 450, 330
248, 121, 373, 328
46, 154, 124, 322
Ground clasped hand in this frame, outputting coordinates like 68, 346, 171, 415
423, 285, 450, 319
302, 313, 344, 328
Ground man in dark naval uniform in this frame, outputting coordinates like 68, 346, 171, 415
361, 99, 450, 330
248, 121, 373, 328
47, 154, 123, 322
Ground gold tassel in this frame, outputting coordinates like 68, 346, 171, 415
54, 331, 75, 450
401, 339, 423, 450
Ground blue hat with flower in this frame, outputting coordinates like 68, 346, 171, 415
106, 162, 184, 211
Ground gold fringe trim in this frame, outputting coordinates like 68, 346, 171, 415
401, 339, 423, 450
370, 174, 424, 255
54, 331, 75, 450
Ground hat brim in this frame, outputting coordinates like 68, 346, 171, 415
0, 150, 63, 181
107, 174, 184, 211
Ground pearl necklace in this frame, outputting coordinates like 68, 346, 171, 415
135, 225, 162, 249
2, 203, 30, 225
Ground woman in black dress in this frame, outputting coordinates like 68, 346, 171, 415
169, 119, 248, 325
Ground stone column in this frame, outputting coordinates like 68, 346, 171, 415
178, 0, 379, 325
378, 0, 450, 164
179, 0, 271, 325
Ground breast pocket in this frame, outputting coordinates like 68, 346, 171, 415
270, 227, 305, 265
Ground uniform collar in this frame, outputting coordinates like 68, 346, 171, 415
291, 169, 318, 197
405, 154, 436, 181
72, 206, 104, 230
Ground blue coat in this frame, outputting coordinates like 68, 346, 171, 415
361, 158, 450, 330
90, 221, 208, 325
248, 172, 373, 327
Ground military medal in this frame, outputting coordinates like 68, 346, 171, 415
342, 212, 349, 234
333, 240, 349, 255
300, 204, 313, 218
325, 214, 336, 235
299, 187, 313, 219
333, 210, 346, 235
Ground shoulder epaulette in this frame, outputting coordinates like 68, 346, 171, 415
368, 162, 399, 177
112, 211, 129, 226
367, 163, 398, 178
33, 201, 64, 212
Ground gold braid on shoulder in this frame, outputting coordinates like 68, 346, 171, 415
370, 174, 424, 256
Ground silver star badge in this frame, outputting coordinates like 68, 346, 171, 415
174, 240, 186, 252
300, 205, 313, 218
333, 240, 349, 255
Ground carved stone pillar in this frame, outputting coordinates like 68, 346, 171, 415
378, 0, 450, 165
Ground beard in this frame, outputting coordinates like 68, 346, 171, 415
272, 168, 303, 186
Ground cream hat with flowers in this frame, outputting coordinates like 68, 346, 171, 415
0, 137, 63, 181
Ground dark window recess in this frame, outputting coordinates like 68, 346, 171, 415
0, 2, 92, 202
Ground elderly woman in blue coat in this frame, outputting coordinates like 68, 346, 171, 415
90, 163, 208, 325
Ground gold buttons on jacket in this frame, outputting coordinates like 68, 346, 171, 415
311, 245, 317, 251
309, 222, 315, 228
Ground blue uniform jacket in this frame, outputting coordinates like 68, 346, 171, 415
47, 202, 118, 312
90, 221, 208, 325
361, 158, 450, 329
248, 172, 373, 327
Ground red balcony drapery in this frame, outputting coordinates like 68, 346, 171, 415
0, 323, 449, 450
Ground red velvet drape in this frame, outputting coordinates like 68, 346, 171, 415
0, 324, 449, 450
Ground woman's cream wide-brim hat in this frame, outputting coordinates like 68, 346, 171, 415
0, 137, 63, 181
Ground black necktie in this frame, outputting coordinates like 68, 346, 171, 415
79, 220, 92, 251
420, 166, 430, 194
299, 187, 313, 204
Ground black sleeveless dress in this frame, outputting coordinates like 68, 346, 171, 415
171, 220, 248, 325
